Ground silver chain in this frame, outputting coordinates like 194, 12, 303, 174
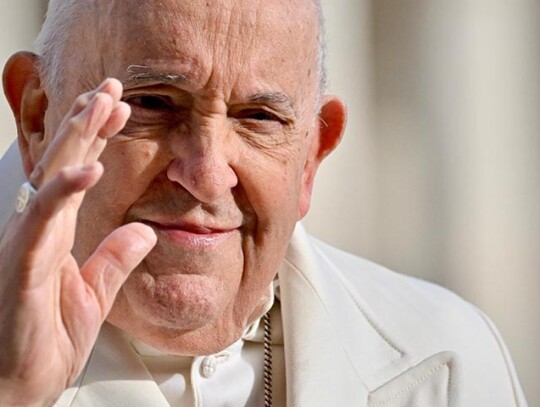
262, 312, 273, 407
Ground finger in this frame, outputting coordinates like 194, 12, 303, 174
9, 164, 104, 288
17, 163, 103, 247
97, 101, 131, 139
29, 93, 112, 188
80, 223, 157, 318
99, 77, 123, 105
83, 102, 130, 164
83, 102, 131, 165
29, 163, 104, 218
64, 78, 124, 119
29, 79, 124, 187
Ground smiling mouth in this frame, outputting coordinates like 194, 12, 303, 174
142, 220, 238, 247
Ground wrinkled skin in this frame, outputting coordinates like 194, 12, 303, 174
0, 0, 345, 404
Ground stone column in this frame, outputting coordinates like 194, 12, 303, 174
371, 1, 540, 403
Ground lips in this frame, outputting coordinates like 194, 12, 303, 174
147, 221, 229, 234
142, 220, 239, 248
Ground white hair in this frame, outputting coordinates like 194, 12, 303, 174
35, 0, 328, 100
314, 0, 328, 94
34, 0, 86, 100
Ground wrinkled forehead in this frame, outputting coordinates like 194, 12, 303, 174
80, 0, 321, 95
104, 0, 316, 35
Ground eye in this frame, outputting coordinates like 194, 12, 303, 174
236, 108, 284, 123
124, 95, 174, 110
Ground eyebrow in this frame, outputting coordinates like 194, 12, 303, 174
248, 92, 296, 116
123, 65, 190, 88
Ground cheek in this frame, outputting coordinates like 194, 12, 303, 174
237, 145, 306, 228
101, 139, 163, 202
74, 141, 164, 259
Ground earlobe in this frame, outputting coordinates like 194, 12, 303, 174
3, 51, 48, 177
297, 96, 347, 219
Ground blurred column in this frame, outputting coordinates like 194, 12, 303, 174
372, 0, 540, 403
305, 0, 378, 259
0, 1, 45, 154
447, 1, 540, 403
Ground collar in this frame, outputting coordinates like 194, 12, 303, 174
277, 223, 413, 405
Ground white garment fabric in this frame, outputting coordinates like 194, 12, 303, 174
0, 142, 22, 229
0, 143, 529, 406
128, 285, 286, 407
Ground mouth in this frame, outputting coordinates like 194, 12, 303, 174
142, 220, 239, 248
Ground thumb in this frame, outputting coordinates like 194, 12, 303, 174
80, 222, 157, 318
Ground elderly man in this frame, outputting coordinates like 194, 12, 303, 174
0, 0, 527, 406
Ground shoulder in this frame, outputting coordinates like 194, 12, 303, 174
303, 233, 527, 405
308, 236, 472, 316
289, 228, 503, 353
308, 234, 500, 353
310, 235, 475, 322
310, 234, 480, 320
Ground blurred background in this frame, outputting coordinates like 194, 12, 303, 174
0, 1, 538, 404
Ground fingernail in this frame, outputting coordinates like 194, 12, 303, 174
98, 78, 111, 90
88, 92, 112, 112
79, 164, 96, 173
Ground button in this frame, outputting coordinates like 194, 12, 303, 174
199, 351, 231, 378
201, 356, 217, 378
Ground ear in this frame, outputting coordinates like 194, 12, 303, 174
3, 51, 48, 178
298, 96, 347, 219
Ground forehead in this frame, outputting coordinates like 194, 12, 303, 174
86, 0, 319, 97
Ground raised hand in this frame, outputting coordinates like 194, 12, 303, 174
0, 79, 157, 407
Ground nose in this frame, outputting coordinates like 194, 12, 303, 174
166, 122, 238, 203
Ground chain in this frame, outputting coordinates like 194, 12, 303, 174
262, 311, 273, 407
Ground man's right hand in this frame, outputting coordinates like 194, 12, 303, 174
0, 78, 157, 407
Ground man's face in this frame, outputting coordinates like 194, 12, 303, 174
43, 0, 330, 354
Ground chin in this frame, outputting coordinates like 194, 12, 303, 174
107, 305, 242, 356
106, 274, 243, 355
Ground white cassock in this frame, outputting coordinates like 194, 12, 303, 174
0, 143, 528, 406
